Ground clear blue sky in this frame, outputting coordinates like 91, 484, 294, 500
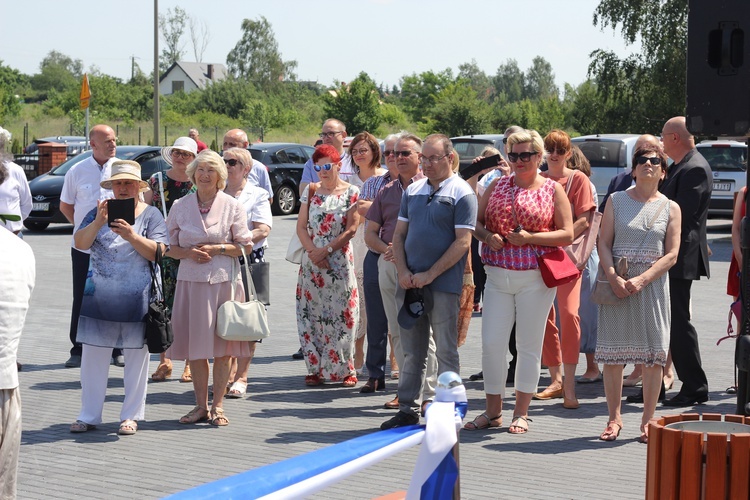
1, 0, 638, 90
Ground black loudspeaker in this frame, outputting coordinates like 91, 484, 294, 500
686, 0, 750, 136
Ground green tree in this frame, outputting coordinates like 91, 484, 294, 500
399, 69, 454, 123
323, 72, 382, 135
30, 51, 83, 95
588, 0, 687, 132
493, 59, 525, 102
226, 16, 298, 89
458, 59, 492, 101
424, 81, 489, 137
525, 56, 558, 100
0, 61, 26, 120
159, 6, 188, 75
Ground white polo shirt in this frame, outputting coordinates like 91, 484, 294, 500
0, 161, 32, 233
60, 155, 115, 252
247, 160, 273, 198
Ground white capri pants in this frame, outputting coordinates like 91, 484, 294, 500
482, 266, 556, 396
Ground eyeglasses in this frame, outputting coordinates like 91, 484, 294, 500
635, 156, 663, 166
502, 137, 508, 145
313, 163, 334, 172
545, 148, 568, 156
507, 152, 539, 163
393, 150, 415, 158
421, 153, 449, 165
351, 148, 370, 156
319, 131, 343, 138
172, 150, 194, 159
224, 159, 242, 167
383, 150, 395, 157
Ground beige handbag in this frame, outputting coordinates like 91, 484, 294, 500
216, 246, 270, 342
563, 174, 602, 270
285, 183, 316, 264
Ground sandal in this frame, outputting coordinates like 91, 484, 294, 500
180, 363, 192, 383
463, 412, 502, 431
118, 419, 138, 435
151, 362, 173, 382
305, 375, 322, 386
342, 375, 358, 387
226, 380, 248, 399
70, 420, 96, 433
179, 406, 208, 424
599, 420, 623, 441
209, 407, 229, 426
508, 415, 532, 434
390, 369, 399, 380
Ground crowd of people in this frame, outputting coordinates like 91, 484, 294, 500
0, 114, 721, 495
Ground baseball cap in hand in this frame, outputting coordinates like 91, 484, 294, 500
396, 286, 434, 330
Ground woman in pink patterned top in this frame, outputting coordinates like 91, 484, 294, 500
464, 129, 574, 434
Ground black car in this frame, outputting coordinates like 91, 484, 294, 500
24, 136, 89, 155
24, 146, 169, 231
248, 142, 315, 216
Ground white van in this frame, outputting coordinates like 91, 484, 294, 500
571, 134, 640, 206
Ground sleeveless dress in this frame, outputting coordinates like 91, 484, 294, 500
595, 191, 671, 367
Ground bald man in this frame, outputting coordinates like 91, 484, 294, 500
299, 118, 354, 195
60, 124, 122, 367
599, 134, 663, 212
658, 116, 711, 407
222, 129, 273, 202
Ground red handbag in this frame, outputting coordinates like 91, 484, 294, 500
535, 247, 580, 288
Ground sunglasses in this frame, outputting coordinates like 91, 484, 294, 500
172, 150, 194, 159
545, 148, 568, 156
224, 159, 242, 167
383, 150, 395, 156
507, 151, 539, 163
635, 156, 663, 166
313, 163, 334, 172
393, 150, 415, 158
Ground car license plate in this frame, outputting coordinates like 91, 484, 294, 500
713, 182, 731, 191
32, 202, 49, 211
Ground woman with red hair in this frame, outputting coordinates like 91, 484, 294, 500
295, 144, 361, 387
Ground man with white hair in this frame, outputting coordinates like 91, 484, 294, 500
222, 129, 273, 203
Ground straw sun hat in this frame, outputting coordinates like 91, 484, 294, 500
100, 160, 149, 191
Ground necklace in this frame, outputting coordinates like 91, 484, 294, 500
198, 195, 216, 214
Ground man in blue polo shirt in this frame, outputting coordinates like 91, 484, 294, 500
381, 134, 477, 429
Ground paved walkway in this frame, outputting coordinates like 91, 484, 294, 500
16, 217, 737, 499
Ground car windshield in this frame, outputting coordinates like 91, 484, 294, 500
452, 140, 495, 160
49, 151, 93, 176
576, 140, 623, 168
248, 149, 264, 162
699, 146, 747, 172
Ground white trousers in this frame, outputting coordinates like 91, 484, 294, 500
482, 267, 556, 396
0, 388, 21, 500
78, 344, 150, 425
378, 255, 437, 401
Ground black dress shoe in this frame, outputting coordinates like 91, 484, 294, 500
380, 411, 419, 430
359, 377, 385, 393
65, 355, 82, 368
469, 371, 483, 381
292, 348, 304, 360
626, 383, 666, 404
662, 391, 709, 407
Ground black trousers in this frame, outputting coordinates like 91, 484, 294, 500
471, 238, 486, 304
69, 248, 121, 358
668, 276, 708, 395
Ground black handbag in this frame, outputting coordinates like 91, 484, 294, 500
239, 255, 270, 306
144, 244, 173, 353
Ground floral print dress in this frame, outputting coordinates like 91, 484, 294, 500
296, 184, 360, 382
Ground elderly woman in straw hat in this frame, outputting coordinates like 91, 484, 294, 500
145, 136, 197, 383
70, 160, 168, 436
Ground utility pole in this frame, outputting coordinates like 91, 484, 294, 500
153, 0, 160, 146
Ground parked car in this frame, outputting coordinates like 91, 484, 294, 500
24, 146, 168, 231
451, 134, 507, 161
247, 142, 315, 216
696, 140, 748, 217
24, 136, 88, 155
571, 134, 640, 206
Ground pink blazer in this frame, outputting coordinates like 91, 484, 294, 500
166, 191, 252, 284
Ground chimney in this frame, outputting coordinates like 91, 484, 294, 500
207, 64, 214, 80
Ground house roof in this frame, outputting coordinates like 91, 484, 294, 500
160, 61, 228, 89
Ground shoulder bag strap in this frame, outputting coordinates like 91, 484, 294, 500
636, 196, 669, 247
238, 245, 252, 302
149, 243, 166, 301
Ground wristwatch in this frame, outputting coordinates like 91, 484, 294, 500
220, 244, 226, 254
327, 246, 333, 254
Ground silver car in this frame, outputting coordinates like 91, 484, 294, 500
697, 140, 748, 217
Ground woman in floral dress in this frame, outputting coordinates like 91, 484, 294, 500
295, 144, 361, 387
145, 136, 197, 382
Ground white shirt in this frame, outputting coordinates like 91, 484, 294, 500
0, 161, 32, 233
236, 182, 273, 250
60, 155, 115, 252
247, 160, 274, 199
0, 228, 35, 389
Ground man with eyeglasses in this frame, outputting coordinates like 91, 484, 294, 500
299, 119, 353, 196
381, 134, 477, 429
658, 116, 712, 407
222, 129, 273, 203
366, 133, 437, 411
60, 124, 123, 368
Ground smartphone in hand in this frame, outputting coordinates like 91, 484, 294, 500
107, 198, 135, 227
459, 154, 501, 180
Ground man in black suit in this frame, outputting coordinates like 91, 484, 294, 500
659, 116, 711, 407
